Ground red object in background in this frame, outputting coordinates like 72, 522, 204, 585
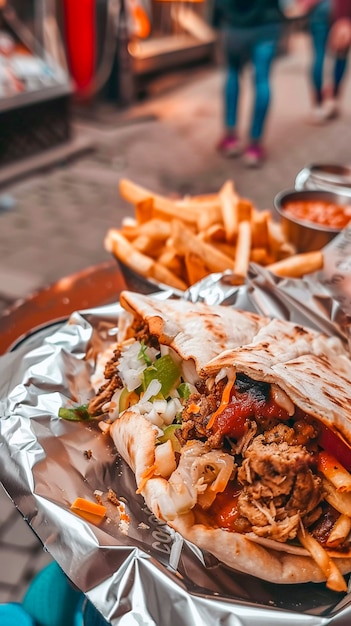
63, 0, 96, 95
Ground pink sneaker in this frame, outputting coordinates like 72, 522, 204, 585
217, 134, 242, 157
243, 143, 265, 167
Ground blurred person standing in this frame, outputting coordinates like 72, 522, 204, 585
213, 0, 286, 167
326, 0, 351, 115
293, 0, 350, 123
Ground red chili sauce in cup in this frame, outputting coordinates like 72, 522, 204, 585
283, 199, 351, 229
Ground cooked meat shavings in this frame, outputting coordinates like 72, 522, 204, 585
309, 502, 342, 547
88, 347, 123, 416
236, 423, 323, 542
126, 317, 160, 349
177, 382, 225, 446
107, 488, 120, 506
88, 319, 160, 417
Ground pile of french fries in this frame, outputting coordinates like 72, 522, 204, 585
105, 178, 324, 291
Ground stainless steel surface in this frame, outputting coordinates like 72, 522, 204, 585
295, 164, 351, 196
274, 188, 347, 252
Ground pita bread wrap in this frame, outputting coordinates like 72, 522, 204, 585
88, 291, 268, 415
104, 298, 351, 591
117, 291, 269, 372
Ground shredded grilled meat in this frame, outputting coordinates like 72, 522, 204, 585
236, 424, 323, 542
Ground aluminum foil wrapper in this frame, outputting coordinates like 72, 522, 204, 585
319, 226, 351, 319
1, 270, 351, 626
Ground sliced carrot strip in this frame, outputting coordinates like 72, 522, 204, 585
136, 463, 157, 494
70, 497, 107, 518
188, 402, 200, 414
207, 375, 235, 430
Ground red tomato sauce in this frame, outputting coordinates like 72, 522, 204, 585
213, 387, 290, 439
209, 481, 242, 531
284, 199, 351, 229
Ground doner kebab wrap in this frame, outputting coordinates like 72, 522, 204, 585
62, 291, 351, 592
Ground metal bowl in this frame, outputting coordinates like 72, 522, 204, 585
295, 163, 351, 196
273, 188, 349, 252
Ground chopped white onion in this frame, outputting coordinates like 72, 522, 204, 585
144, 408, 164, 427
136, 401, 154, 414
142, 379, 162, 403
108, 388, 124, 419
121, 368, 144, 392
153, 398, 168, 414
154, 440, 176, 478
163, 398, 182, 425
271, 384, 295, 416
181, 359, 200, 385
215, 367, 230, 385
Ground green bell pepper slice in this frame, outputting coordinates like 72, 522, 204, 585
143, 354, 181, 398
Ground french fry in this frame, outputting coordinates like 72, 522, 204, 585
108, 178, 323, 290
326, 514, 351, 548
297, 526, 347, 592
238, 198, 252, 222
150, 261, 188, 291
104, 229, 154, 277
157, 248, 184, 275
179, 193, 220, 205
202, 223, 227, 242
119, 178, 199, 226
175, 196, 220, 213
323, 478, 351, 517
151, 203, 199, 226
136, 218, 172, 241
184, 252, 209, 285
266, 251, 323, 278
251, 209, 270, 248
197, 205, 223, 232
119, 178, 171, 211
318, 451, 351, 492
276, 241, 297, 260
132, 235, 165, 257
250, 247, 271, 264
214, 241, 236, 259
219, 180, 239, 243
171, 219, 233, 273
233, 219, 252, 281
135, 197, 154, 224
267, 218, 287, 253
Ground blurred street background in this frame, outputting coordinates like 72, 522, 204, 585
0, 0, 351, 608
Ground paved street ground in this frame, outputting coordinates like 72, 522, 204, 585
0, 31, 351, 605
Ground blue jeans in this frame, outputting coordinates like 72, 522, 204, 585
309, 0, 348, 101
222, 23, 282, 142
309, 0, 330, 103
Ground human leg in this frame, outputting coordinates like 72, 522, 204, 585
306, 1, 337, 123
250, 38, 278, 141
321, 53, 349, 118
217, 64, 242, 156
243, 36, 278, 166
217, 27, 247, 157
224, 64, 240, 131
309, 10, 330, 105
333, 54, 348, 97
